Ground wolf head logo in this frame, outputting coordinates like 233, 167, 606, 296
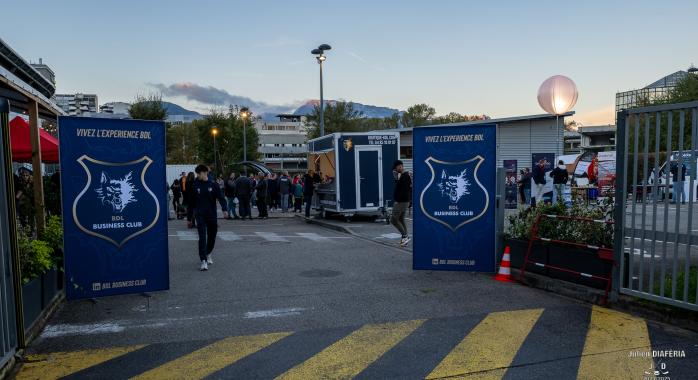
95, 171, 138, 213
437, 168, 471, 203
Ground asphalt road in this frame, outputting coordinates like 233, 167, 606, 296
14, 218, 698, 379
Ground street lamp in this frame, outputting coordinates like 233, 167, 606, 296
240, 107, 250, 175
211, 127, 219, 176
311, 44, 331, 136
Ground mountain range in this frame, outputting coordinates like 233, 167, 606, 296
104, 100, 400, 121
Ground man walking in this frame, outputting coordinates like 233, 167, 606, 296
391, 160, 412, 247
187, 164, 228, 271
235, 172, 253, 220
550, 160, 569, 204
278, 171, 291, 213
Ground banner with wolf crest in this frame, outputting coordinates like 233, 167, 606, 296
413, 124, 496, 272
59, 116, 169, 299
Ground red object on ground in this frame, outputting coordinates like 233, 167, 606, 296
494, 246, 514, 282
9, 116, 59, 163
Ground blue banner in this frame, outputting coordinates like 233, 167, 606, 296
59, 117, 169, 299
413, 125, 496, 272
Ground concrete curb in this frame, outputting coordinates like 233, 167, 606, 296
512, 268, 698, 332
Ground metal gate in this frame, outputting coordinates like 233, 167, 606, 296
0, 99, 18, 367
615, 101, 698, 310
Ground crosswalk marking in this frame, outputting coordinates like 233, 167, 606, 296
276, 319, 425, 380
426, 308, 544, 379
577, 306, 652, 380
295, 232, 330, 242
219, 231, 241, 241
175, 230, 198, 241
256, 232, 290, 242
16, 344, 146, 380
132, 332, 291, 380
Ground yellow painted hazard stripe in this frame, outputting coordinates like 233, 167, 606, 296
577, 306, 652, 380
132, 332, 291, 380
426, 308, 544, 379
16, 344, 146, 380
276, 319, 424, 380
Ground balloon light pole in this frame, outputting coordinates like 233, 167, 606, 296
211, 127, 219, 176
537, 75, 578, 159
240, 107, 250, 175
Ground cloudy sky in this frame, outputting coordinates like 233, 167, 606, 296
3, 0, 696, 124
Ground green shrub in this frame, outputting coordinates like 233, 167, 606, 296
654, 266, 698, 304
17, 228, 54, 284
505, 198, 614, 248
42, 216, 64, 267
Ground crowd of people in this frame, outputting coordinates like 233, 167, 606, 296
170, 168, 322, 225
516, 159, 569, 206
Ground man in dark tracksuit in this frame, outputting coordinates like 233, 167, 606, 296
187, 164, 228, 271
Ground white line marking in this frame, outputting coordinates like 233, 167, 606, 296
255, 232, 289, 242
243, 307, 304, 319
296, 232, 331, 242
41, 323, 125, 338
378, 233, 402, 239
219, 232, 241, 241
176, 231, 198, 241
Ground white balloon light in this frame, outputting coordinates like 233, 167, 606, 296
537, 75, 578, 115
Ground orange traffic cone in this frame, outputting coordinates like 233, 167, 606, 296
494, 246, 514, 282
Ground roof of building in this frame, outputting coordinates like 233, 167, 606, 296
372, 111, 574, 133
0, 37, 55, 98
644, 70, 688, 89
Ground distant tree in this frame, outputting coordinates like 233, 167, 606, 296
431, 112, 490, 125
565, 120, 583, 132
195, 108, 259, 176
129, 93, 168, 121
401, 103, 436, 128
665, 72, 698, 103
306, 101, 365, 139
166, 123, 200, 164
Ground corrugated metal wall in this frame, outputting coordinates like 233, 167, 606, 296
496, 119, 560, 170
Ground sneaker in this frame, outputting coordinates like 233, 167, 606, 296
206, 254, 213, 265
200, 260, 208, 271
400, 236, 411, 246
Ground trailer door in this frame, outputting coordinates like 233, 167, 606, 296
355, 146, 383, 209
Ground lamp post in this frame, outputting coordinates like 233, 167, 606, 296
311, 44, 331, 136
240, 107, 250, 175
211, 127, 219, 176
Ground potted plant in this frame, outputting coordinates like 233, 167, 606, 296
18, 227, 54, 327
505, 198, 615, 289
42, 216, 64, 291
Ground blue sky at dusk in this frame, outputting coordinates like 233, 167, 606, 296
3, 0, 696, 124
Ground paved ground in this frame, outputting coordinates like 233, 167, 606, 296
14, 218, 698, 379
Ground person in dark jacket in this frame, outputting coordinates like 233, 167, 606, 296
171, 179, 182, 219
391, 160, 412, 246
255, 172, 269, 218
549, 160, 569, 204
532, 160, 547, 205
224, 172, 239, 219
670, 162, 688, 204
187, 164, 228, 271
234, 174, 253, 220
278, 172, 291, 213
183, 171, 197, 227
267, 174, 279, 211
303, 170, 317, 218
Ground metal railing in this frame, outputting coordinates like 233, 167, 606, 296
615, 101, 698, 310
